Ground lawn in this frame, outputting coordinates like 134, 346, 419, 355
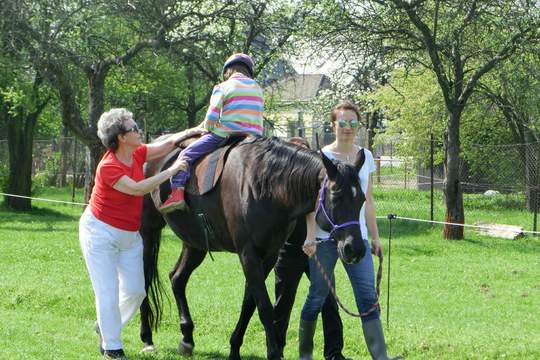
0, 187, 539, 359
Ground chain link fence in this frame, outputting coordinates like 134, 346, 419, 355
0, 138, 87, 189
1, 135, 539, 232
369, 140, 540, 233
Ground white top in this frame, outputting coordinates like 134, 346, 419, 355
315, 146, 376, 241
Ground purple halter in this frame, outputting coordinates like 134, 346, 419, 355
315, 176, 361, 242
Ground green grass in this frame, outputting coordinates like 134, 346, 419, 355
1, 187, 539, 359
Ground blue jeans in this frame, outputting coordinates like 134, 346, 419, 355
300, 239, 379, 324
171, 132, 225, 189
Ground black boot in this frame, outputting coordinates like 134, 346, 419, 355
362, 319, 402, 360
298, 319, 317, 360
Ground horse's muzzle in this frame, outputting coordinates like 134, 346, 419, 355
338, 236, 365, 264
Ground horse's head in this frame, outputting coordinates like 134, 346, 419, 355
316, 149, 366, 264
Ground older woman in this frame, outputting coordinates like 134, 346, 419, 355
300, 102, 401, 360
79, 108, 199, 359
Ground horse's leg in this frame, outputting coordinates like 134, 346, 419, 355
139, 195, 166, 351
238, 246, 281, 360
169, 245, 207, 356
228, 253, 277, 360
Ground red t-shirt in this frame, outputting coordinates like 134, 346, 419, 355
89, 145, 148, 231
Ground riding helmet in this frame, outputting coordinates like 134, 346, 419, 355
222, 53, 255, 77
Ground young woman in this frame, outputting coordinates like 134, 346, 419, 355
300, 102, 401, 360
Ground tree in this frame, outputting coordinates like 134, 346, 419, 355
477, 50, 540, 210
1, 0, 233, 200
368, 68, 447, 166
0, 51, 50, 210
171, 0, 311, 128
310, 0, 540, 238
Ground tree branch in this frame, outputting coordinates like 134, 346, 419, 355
459, 29, 530, 105
390, 0, 452, 108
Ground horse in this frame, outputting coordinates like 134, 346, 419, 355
138, 135, 367, 359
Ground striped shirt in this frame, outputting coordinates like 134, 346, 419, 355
204, 73, 264, 137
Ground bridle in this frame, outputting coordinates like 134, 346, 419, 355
315, 176, 361, 242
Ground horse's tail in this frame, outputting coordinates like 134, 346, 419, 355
140, 194, 167, 331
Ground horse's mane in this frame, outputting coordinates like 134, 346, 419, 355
246, 137, 323, 206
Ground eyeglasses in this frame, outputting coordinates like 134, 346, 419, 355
123, 124, 141, 134
337, 118, 360, 129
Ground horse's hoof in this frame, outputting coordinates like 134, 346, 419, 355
178, 340, 194, 357
228, 350, 241, 360
141, 344, 156, 353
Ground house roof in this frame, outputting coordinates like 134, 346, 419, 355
266, 74, 331, 103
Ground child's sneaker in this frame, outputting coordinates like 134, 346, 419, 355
159, 188, 186, 213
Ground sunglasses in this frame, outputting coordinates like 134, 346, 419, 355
337, 118, 360, 129
123, 124, 141, 134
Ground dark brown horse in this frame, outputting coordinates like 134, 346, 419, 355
139, 136, 367, 359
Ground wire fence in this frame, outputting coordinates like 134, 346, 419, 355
1, 135, 539, 233
369, 140, 540, 234
0, 137, 87, 189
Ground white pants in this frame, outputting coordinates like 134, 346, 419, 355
79, 208, 146, 350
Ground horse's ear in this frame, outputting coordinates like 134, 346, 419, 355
353, 149, 365, 173
321, 150, 338, 179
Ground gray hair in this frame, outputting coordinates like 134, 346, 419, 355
97, 108, 133, 151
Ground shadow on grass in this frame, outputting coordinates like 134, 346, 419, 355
0, 204, 79, 221
396, 244, 436, 257
132, 347, 266, 360
462, 235, 540, 254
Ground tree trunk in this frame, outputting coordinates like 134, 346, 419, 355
83, 141, 105, 203
366, 110, 379, 151
83, 71, 107, 202
443, 108, 464, 239
56, 126, 70, 187
5, 111, 37, 210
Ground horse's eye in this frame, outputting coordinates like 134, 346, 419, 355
331, 189, 343, 196
351, 186, 357, 198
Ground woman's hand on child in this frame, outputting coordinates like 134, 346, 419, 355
170, 157, 189, 173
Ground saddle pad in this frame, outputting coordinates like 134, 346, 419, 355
185, 136, 244, 196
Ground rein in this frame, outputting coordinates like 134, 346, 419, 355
313, 175, 382, 318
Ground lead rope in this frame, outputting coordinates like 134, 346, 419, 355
311, 248, 383, 318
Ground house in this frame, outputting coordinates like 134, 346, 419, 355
264, 73, 332, 145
